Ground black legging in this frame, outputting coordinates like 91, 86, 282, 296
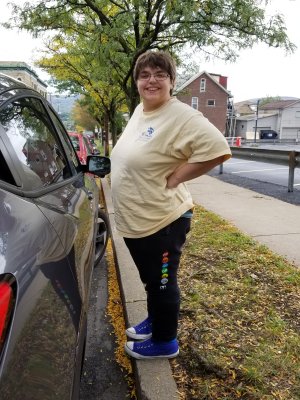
124, 216, 191, 342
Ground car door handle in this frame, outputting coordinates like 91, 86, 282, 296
87, 191, 94, 200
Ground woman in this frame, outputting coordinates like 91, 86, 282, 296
110, 50, 231, 359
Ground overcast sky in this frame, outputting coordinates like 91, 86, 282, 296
0, 0, 299, 101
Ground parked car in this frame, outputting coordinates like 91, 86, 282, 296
0, 73, 111, 400
84, 133, 100, 155
68, 131, 96, 164
260, 129, 278, 139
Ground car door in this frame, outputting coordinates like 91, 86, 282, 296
0, 92, 97, 399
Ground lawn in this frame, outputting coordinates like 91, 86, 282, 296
172, 205, 300, 400
105, 200, 300, 400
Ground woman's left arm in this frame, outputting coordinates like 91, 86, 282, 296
166, 156, 225, 189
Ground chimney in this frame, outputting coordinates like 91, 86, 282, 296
219, 75, 227, 89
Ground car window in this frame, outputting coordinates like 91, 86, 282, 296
48, 108, 79, 170
83, 136, 93, 153
0, 96, 71, 189
70, 136, 80, 150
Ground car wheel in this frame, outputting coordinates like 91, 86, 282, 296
94, 208, 110, 265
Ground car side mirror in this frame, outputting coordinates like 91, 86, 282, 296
86, 155, 110, 177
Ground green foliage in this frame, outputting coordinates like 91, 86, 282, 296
7, 0, 295, 131
259, 96, 282, 107
71, 100, 99, 132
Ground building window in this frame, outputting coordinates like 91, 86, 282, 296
207, 99, 216, 106
200, 78, 206, 92
191, 97, 198, 110
296, 111, 300, 118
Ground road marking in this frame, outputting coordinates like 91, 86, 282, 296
232, 167, 287, 173
228, 160, 255, 165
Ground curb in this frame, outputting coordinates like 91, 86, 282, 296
100, 178, 179, 400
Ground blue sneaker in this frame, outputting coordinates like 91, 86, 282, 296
126, 317, 152, 340
125, 338, 179, 359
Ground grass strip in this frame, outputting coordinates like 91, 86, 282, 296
172, 205, 300, 400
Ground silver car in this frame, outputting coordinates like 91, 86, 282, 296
0, 74, 110, 399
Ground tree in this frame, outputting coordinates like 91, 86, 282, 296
259, 96, 281, 107
71, 99, 100, 132
8, 0, 294, 115
35, 32, 126, 151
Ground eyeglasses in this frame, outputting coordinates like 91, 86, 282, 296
138, 72, 170, 81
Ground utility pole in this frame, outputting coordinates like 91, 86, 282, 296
254, 99, 260, 143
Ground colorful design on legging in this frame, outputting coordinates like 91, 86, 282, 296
160, 251, 169, 290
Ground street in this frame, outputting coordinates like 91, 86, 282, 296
210, 155, 300, 206
223, 157, 300, 191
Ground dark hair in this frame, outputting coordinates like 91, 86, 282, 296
133, 50, 176, 88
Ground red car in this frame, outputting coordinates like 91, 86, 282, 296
68, 131, 94, 164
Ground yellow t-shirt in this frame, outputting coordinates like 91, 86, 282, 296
110, 97, 231, 238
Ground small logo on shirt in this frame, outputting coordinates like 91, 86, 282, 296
137, 126, 155, 141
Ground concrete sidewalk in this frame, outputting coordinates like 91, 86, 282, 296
187, 175, 300, 268
101, 174, 300, 400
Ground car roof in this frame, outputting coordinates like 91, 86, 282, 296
0, 73, 38, 105
68, 131, 81, 137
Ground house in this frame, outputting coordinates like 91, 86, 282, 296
235, 113, 278, 140
175, 71, 231, 134
260, 100, 300, 140
235, 99, 300, 140
0, 61, 47, 97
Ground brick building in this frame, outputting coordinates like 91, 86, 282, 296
175, 71, 231, 133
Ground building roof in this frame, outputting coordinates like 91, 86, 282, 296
237, 112, 278, 121
175, 70, 231, 96
234, 103, 255, 115
259, 99, 300, 110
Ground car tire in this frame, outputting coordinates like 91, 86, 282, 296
94, 208, 110, 265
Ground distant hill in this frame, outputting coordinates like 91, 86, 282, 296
235, 96, 300, 106
49, 94, 80, 130
49, 94, 80, 114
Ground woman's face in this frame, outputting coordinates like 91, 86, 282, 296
136, 66, 173, 112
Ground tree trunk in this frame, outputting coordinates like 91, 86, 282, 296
126, 81, 140, 116
110, 118, 117, 147
103, 113, 110, 156
109, 103, 119, 147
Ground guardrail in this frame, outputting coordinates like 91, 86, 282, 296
226, 137, 300, 146
220, 147, 300, 192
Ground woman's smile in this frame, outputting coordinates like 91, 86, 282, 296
137, 67, 173, 111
